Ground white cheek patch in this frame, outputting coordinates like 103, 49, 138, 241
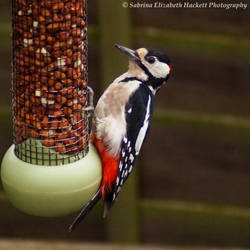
142, 59, 170, 79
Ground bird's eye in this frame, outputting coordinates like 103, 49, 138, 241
146, 56, 155, 64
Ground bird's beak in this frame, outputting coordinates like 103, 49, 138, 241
115, 44, 140, 63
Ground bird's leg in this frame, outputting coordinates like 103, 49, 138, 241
85, 86, 95, 138
87, 86, 94, 111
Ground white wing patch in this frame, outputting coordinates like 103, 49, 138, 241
135, 95, 151, 155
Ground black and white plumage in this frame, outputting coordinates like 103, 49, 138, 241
112, 83, 154, 201
69, 45, 172, 232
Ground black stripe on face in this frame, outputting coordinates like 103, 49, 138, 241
119, 77, 142, 83
137, 61, 166, 90
138, 61, 153, 78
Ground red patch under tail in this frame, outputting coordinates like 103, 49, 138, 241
93, 137, 119, 198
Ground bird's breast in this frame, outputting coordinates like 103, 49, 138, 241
94, 80, 141, 156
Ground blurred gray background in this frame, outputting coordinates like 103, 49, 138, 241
0, 0, 250, 249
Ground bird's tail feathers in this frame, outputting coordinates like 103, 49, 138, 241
69, 190, 101, 232
103, 200, 112, 218
102, 187, 115, 218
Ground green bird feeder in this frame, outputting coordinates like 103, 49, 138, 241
1, 0, 102, 217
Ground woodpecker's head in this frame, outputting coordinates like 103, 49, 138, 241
115, 44, 172, 93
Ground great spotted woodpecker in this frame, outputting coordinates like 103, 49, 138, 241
69, 45, 172, 232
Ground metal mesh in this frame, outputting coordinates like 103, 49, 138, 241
12, 0, 89, 165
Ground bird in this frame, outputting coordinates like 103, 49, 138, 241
69, 44, 172, 232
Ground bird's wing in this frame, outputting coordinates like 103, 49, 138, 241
112, 85, 154, 201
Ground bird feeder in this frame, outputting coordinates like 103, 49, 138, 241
1, 0, 102, 217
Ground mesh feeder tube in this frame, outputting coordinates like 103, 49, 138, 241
1, 0, 102, 217
13, 0, 88, 164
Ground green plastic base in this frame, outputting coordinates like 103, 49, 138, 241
1, 143, 102, 217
